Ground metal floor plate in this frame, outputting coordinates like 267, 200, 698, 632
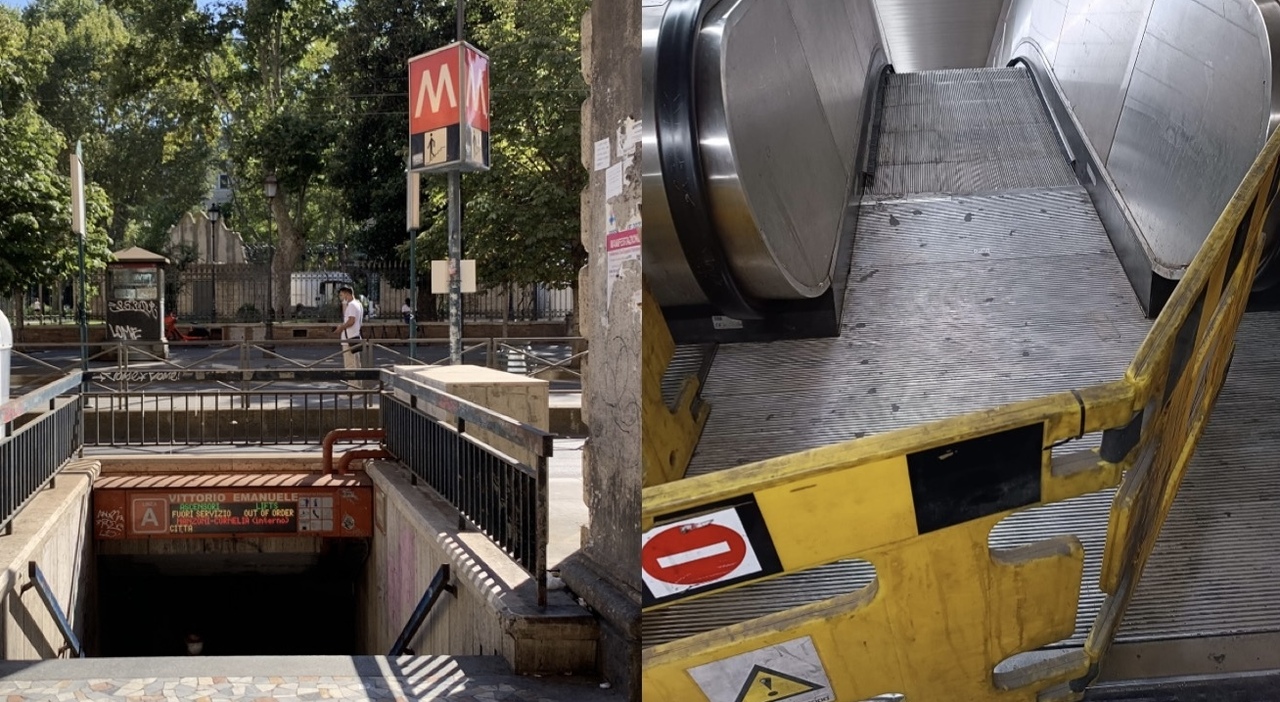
686, 186, 1149, 476
871, 67, 1077, 197
645, 186, 1149, 645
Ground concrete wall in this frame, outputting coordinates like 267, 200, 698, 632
0, 459, 98, 659
557, 0, 643, 698
357, 462, 596, 674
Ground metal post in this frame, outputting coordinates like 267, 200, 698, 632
72, 143, 87, 380
448, 0, 466, 366
77, 234, 86, 377
209, 206, 219, 325
266, 244, 275, 340
407, 169, 421, 362
409, 229, 418, 360
448, 173, 462, 365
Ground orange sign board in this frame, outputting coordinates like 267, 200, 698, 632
409, 44, 461, 135
463, 44, 489, 133
408, 41, 489, 172
94, 486, 373, 539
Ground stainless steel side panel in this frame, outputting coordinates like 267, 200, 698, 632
704, 0, 883, 300
872, 0, 1006, 71
1045, 0, 1153, 165
994, 0, 1276, 274
642, 0, 888, 307
1108, 0, 1271, 270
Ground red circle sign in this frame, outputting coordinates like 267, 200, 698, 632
642, 522, 747, 586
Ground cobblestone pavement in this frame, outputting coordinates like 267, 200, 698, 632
0, 657, 623, 702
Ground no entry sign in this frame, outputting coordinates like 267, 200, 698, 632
642, 502, 781, 606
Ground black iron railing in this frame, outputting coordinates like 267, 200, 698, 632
82, 369, 381, 447
11, 337, 586, 397
382, 372, 553, 606
0, 373, 83, 535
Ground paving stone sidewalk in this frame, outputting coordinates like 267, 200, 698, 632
0, 656, 624, 702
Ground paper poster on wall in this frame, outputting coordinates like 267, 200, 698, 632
593, 138, 611, 171
606, 227, 641, 300
605, 161, 623, 199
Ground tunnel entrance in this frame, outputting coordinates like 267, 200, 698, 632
95, 544, 368, 657
89, 470, 377, 657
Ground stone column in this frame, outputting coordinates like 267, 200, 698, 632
557, 0, 642, 699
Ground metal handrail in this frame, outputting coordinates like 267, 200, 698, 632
11, 336, 587, 394
21, 562, 84, 658
0, 372, 82, 424
388, 564, 455, 656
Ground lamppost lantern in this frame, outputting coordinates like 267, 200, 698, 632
207, 202, 221, 324
264, 173, 278, 333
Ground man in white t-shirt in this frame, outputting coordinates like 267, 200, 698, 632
335, 286, 364, 371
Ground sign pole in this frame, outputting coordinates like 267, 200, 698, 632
407, 2, 486, 369
70, 142, 87, 380
448, 0, 466, 366
407, 169, 421, 361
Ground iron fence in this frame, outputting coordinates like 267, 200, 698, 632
0, 373, 83, 534
81, 369, 381, 447
10, 337, 586, 397
7, 263, 575, 326
382, 371, 551, 607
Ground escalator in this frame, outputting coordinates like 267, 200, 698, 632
647, 62, 1152, 643
642, 0, 1280, 699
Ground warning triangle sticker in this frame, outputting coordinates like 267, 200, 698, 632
733, 664, 823, 702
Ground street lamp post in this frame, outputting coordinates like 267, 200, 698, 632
264, 174, 278, 338
207, 202, 221, 324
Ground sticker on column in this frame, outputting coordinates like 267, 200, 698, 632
686, 636, 834, 702
606, 227, 641, 300
641, 501, 781, 606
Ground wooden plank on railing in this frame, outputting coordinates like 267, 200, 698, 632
384, 371, 555, 459
0, 372, 82, 424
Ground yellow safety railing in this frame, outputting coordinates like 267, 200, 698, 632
641, 125, 1280, 701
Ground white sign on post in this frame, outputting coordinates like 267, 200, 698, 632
431, 259, 477, 294
70, 148, 85, 239
406, 170, 421, 230
593, 138, 611, 171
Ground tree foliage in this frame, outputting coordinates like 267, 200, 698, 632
0, 4, 112, 296
458, 0, 588, 288
0, 105, 112, 293
1, 0, 588, 309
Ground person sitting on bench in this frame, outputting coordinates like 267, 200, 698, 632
165, 311, 210, 342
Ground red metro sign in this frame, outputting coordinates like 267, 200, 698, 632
408, 41, 490, 172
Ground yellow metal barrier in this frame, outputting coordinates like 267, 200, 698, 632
1079, 126, 1280, 689
641, 124, 1280, 701
643, 285, 710, 487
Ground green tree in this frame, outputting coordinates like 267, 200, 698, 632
329, 0, 585, 315
329, 0, 471, 259
112, 0, 345, 318
21, 0, 216, 248
0, 106, 112, 297
453, 0, 588, 294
